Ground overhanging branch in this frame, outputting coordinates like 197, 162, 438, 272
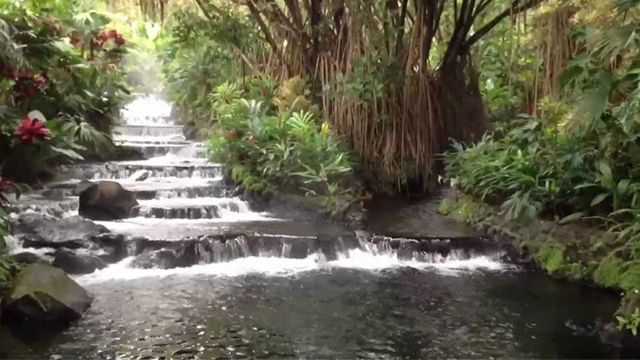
463, 0, 540, 51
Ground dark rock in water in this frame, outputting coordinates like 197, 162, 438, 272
182, 122, 199, 140
52, 249, 107, 275
1, 264, 92, 325
132, 249, 180, 269
15, 213, 108, 249
10, 252, 48, 265
79, 181, 139, 220
89, 233, 127, 262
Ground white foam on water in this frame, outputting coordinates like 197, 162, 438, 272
121, 94, 173, 126
113, 134, 186, 143
331, 248, 506, 273
138, 197, 246, 208
116, 155, 215, 167
77, 249, 509, 285
114, 176, 223, 190
95, 213, 282, 233
77, 256, 325, 284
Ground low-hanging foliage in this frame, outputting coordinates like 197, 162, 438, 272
208, 79, 362, 219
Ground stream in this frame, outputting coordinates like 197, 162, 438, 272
1, 95, 638, 359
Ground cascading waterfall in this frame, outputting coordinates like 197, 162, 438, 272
9, 93, 509, 276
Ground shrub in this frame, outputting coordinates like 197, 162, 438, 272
208, 80, 362, 218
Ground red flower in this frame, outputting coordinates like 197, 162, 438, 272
96, 32, 109, 46
96, 30, 125, 48
14, 116, 51, 144
114, 34, 125, 46
224, 130, 237, 140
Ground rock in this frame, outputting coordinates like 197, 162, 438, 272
78, 181, 138, 220
15, 213, 109, 249
129, 169, 150, 182
1, 264, 92, 325
10, 252, 48, 265
52, 249, 107, 275
132, 249, 180, 269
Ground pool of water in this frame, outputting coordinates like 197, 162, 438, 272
0, 257, 635, 359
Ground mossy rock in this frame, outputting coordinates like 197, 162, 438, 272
1, 264, 92, 325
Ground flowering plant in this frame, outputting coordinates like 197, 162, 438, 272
14, 116, 51, 144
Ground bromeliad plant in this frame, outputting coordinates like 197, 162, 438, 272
208, 79, 362, 218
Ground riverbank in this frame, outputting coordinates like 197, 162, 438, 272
439, 190, 640, 345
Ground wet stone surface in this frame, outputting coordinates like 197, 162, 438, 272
0, 267, 637, 359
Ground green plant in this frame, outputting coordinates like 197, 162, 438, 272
618, 307, 640, 336
207, 81, 361, 218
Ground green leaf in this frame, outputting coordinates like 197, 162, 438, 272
559, 212, 586, 225
579, 72, 613, 120
619, 264, 640, 291
594, 256, 623, 287
591, 193, 610, 207
49, 146, 84, 160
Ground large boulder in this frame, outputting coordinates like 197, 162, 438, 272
15, 213, 108, 249
78, 181, 138, 220
1, 264, 92, 325
52, 249, 107, 275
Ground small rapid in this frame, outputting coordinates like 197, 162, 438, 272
77, 247, 509, 285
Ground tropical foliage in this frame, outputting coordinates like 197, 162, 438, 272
0, 0, 131, 182
161, 6, 263, 135
444, 0, 640, 334
208, 79, 362, 218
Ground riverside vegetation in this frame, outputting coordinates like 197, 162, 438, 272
441, 0, 640, 336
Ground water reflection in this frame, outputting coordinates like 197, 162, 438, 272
0, 267, 636, 359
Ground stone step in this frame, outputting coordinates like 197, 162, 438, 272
126, 143, 206, 158
10, 179, 235, 218
113, 125, 184, 138
95, 218, 331, 241
115, 138, 190, 145
61, 161, 223, 180
113, 134, 186, 143
134, 197, 251, 219
19, 230, 505, 270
